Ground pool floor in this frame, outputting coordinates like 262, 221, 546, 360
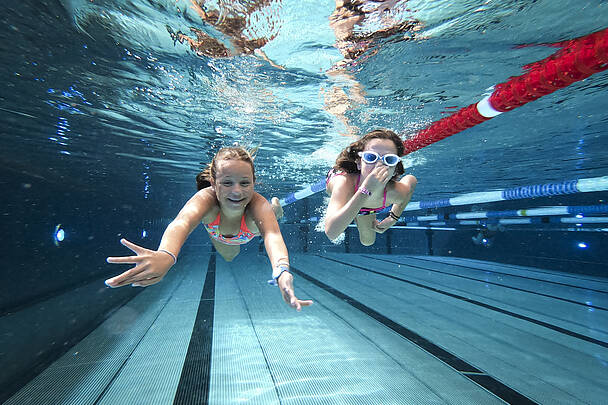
7, 252, 608, 404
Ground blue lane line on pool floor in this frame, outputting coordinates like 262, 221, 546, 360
290, 265, 537, 405
173, 254, 216, 405
317, 255, 608, 349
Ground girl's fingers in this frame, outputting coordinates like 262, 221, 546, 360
132, 277, 161, 287
105, 263, 147, 287
291, 295, 300, 311
374, 167, 389, 183
111, 271, 157, 288
106, 255, 139, 264
282, 287, 297, 306
106, 239, 166, 289
105, 277, 135, 288
374, 166, 387, 176
120, 238, 145, 255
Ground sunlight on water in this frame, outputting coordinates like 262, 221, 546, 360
2, 0, 607, 198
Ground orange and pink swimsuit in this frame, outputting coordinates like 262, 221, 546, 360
203, 212, 258, 245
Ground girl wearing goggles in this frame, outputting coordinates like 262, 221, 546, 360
358, 151, 401, 166
325, 129, 417, 246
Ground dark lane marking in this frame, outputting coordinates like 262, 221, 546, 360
173, 254, 216, 405
229, 265, 283, 403
372, 254, 608, 294
360, 255, 607, 310
291, 266, 538, 405
93, 276, 187, 405
316, 255, 608, 349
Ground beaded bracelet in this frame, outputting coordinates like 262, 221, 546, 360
358, 186, 372, 196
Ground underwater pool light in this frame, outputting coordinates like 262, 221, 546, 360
54, 224, 65, 246
142, 229, 147, 238
577, 242, 588, 249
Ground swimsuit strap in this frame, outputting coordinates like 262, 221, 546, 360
206, 211, 250, 237
203, 211, 257, 245
239, 214, 253, 236
208, 211, 221, 227
326, 168, 347, 187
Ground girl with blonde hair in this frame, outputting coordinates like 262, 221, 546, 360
106, 146, 312, 311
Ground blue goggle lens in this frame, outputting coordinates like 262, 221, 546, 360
362, 152, 378, 163
383, 155, 399, 166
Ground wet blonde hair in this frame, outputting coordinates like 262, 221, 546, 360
333, 129, 405, 180
196, 146, 258, 190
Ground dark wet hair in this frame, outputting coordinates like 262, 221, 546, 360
333, 129, 405, 180
196, 146, 257, 190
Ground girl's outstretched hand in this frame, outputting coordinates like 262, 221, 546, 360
277, 272, 313, 311
105, 238, 175, 288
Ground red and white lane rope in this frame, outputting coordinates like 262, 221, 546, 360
402, 27, 608, 155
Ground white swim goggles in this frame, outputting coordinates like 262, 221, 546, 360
358, 151, 400, 166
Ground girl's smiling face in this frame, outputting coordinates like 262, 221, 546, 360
357, 138, 398, 178
213, 159, 254, 211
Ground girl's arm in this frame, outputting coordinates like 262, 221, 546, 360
374, 174, 417, 233
105, 189, 216, 288
324, 175, 367, 240
158, 189, 216, 257
250, 193, 289, 268
249, 193, 313, 311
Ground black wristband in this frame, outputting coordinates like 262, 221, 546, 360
389, 211, 399, 221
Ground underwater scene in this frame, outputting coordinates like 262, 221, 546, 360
1, 0, 607, 404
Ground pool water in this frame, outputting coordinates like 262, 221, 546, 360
1, 0, 607, 404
